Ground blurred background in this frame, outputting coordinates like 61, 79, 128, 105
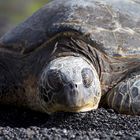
0, 0, 49, 37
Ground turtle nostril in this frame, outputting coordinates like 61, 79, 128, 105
69, 83, 73, 89
69, 83, 77, 89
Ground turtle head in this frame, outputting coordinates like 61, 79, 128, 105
39, 56, 101, 113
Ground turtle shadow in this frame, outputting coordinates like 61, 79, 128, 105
0, 105, 94, 130
0, 105, 49, 128
0, 105, 121, 132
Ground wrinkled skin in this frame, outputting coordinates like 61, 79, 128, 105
0, 38, 103, 113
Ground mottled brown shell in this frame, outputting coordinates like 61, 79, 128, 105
0, 0, 140, 57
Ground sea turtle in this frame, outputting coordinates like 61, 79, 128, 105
0, 0, 140, 115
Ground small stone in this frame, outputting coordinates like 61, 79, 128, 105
63, 129, 67, 134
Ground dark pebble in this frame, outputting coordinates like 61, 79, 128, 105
0, 106, 139, 139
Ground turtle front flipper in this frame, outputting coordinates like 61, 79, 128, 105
106, 74, 140, 115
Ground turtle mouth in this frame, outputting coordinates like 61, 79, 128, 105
61, 103, 98, 113
41, 99, 99, 114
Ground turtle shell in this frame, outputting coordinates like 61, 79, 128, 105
0, 0, 140, 57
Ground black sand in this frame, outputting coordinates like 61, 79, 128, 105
0, 106, 139, 140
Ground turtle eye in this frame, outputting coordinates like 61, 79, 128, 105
81, 68, 93, 88
47, 69, 63, 91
